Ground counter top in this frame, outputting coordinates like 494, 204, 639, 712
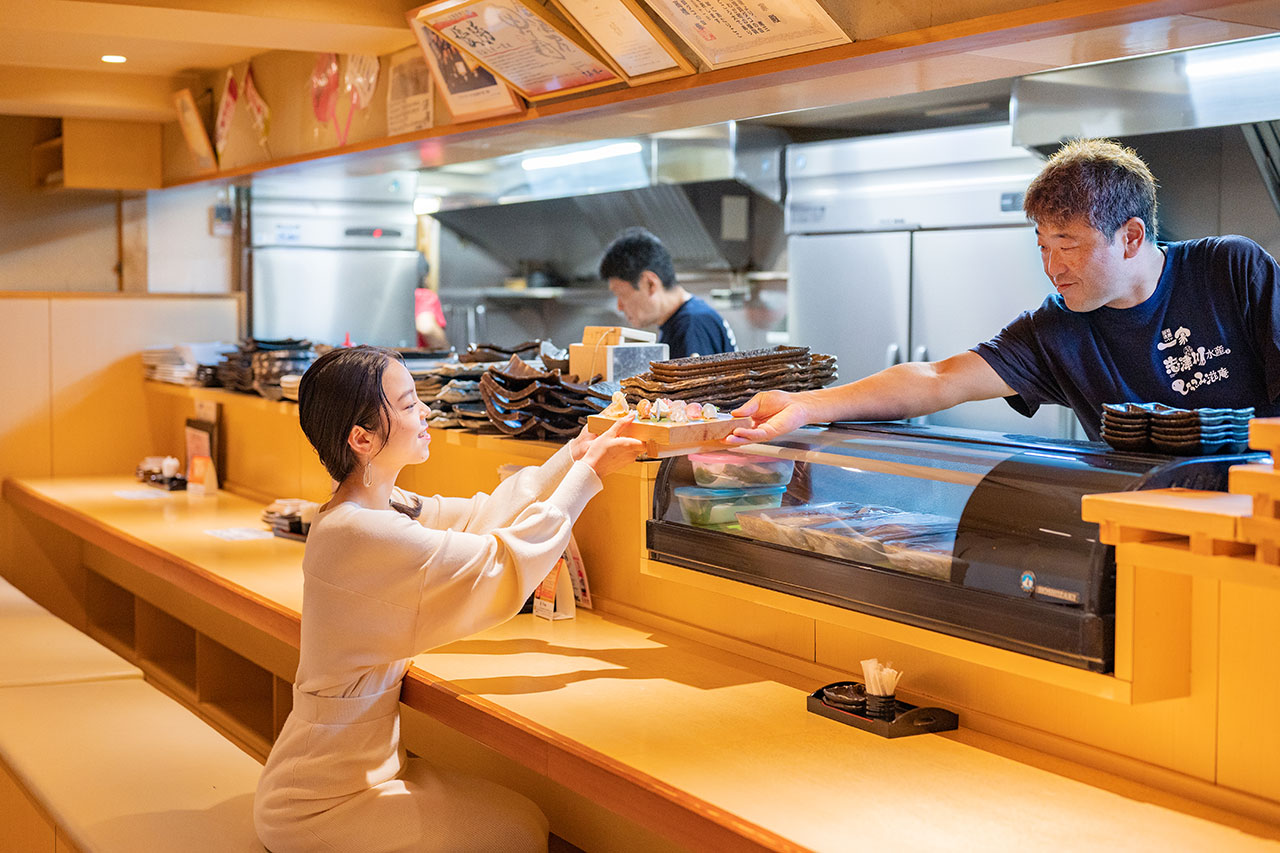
6, 476, 1279, 852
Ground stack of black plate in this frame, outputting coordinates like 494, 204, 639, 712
217, 339, 314, 395
252, 347, 317, 400
1100, 403, 1153, 451
477, 355, 613, 439
1101, 403, 1253, 454
1150, 406, 1252, 454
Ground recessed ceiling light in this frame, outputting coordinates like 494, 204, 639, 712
101, 55, 127, 64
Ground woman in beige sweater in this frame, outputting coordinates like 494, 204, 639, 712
254, 346, 640, 852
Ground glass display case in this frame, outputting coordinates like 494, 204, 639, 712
648, 423, 1263, 672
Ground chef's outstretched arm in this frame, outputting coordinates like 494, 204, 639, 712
727, 351, 1016, 445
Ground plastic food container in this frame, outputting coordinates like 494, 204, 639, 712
673, 484, 787, 529
688, 451, 795, 489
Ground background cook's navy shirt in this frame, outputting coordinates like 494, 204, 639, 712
973, 235, 1280, 441
659, 295, 737, 359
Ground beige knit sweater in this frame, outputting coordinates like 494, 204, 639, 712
255, 444, 601, 852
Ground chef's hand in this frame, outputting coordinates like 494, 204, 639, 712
578, 414, 644, 478
726, 390, 813, 445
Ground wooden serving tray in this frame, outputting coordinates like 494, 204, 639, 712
586, 413, 748, 458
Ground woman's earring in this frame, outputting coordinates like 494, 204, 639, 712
363, 461, 373, 487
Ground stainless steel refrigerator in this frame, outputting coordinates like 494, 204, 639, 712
248, 172, 422, 347
785, 124, 1078, 438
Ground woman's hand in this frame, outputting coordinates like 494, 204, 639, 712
568, 421, 596, 462
578, 414, 644, 478
726, 390, 814, 445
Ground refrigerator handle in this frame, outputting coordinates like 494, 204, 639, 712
913, 345, 929, 363
885, 343, 901, 369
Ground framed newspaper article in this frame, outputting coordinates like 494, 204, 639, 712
547, 0, 693, 85
639, 0, 849, 70
407, 6, 524, 121
412, 0, 621, 101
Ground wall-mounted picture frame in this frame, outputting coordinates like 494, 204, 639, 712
547, 0, 694, 86
184, 418, 220, 490
638, 0, 849, 70
412, 0, 621, 102
407, 7, 525, 122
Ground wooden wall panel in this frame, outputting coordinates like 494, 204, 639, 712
0, 298, 52, 602
0, 298, 52, 478
1217, 582, 1280, 801
220, 401, 303, 502
48, 297, 237, 477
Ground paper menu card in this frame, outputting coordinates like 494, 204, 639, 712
640, 0, 848, 69
416, 0, 620, 100
550, 0, 693, 83
408, 10, 524, 121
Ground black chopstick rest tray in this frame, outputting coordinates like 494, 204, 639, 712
807, 682, 959, 738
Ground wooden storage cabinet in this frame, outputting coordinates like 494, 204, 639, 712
31, 118, 162, 191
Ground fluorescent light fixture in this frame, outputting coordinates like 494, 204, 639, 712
1184, 48, 1280, 80
413, 196, 441, 216
101, 54, 127, 64
520, 141, 642, 171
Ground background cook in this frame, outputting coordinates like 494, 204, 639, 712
599, 226, 737, 359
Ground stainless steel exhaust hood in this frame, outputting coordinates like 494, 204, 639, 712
418, 122, 786, 278
1011, 34, 1280, 215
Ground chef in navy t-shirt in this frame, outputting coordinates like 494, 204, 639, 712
974, 235, 1280, 441
599, 227, 737, 360
726, 139, 1280, 449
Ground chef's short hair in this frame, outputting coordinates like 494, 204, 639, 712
599, 227, 676, 290
1024, 139, 1159, 241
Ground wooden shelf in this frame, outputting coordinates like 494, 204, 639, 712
136, 599, 197, 698
31, 132, 64, 190
196, 634, 275, 752
84, 571, 135, 661
272, 676, 293, 741
163, 3, 1276, 190
30, 118, 161, 191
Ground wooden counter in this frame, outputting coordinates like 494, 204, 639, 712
6, 476, 1279, 852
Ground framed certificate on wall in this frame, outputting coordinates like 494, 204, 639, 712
413, 0, 621, 101
548, 0, 693, 85
407, 9, 524, 122
639, 0, 849, 70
